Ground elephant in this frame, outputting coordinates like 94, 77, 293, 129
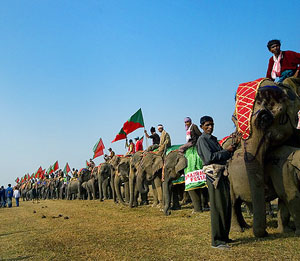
108, 155, 122, 203
163, 150, 209, 216
265, 145, 300, 235
129, 151, 148, 208
137, 152, 164, 208
78, 168, 92, 199
114, 156, 131, 204
67, 180, 80, 200
230, 77, 300, 237
98, 163, 113, 201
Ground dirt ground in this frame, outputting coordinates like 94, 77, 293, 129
0, 199, 299, 261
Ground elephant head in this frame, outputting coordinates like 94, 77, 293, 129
137, 152, 164, 194
117, 157, 131, 182
232, 78, 300, 237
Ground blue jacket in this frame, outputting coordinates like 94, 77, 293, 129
6, 187, 13, 198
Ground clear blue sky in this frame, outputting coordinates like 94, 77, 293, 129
1, 0, 299, 185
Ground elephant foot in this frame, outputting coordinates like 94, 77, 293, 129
191, 209, 203, 215
279, 226, 294, 234
164, 208, 171, 216
170, 205, 181, 211
140, 200, 149, 206
152, 202, 158, 208
231, 224, 245, 233
253, 228, 268, 238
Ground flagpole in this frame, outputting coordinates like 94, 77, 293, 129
144, 127, 148, 148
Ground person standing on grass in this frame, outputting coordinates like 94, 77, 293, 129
5, 184, 13, 208
196, 116, 237, 249
0, 186, 5, 207
13, 186, 20, 207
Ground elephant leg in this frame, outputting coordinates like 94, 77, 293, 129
171, 185, 181, 210
110, 176, 117, 203
181, 191, 191, 205
163, 180, 172, 215
277, 199, 293, 233
151, 181, 159, 207
98, 179, 103, 201
154, 176, 163, 209
188, 189, 202, 213
124, 181, 130, 203
103, 179, 109, 200
201, 188, 210, 210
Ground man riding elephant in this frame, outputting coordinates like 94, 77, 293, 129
147, 124, 171, 156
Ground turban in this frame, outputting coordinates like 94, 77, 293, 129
200, 116, 213, 125
157, 124, 163, 128
184, 117, 192, 123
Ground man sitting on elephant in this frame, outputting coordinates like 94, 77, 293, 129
146, 124, 171, 156
196, 116, 236, 249
266, 39, 300, 82
179, 117, 202, 154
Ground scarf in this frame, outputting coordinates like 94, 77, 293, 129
186, 125, 192, 142
271, 52, 283, 79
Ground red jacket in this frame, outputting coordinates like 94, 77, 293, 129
135, 140, 143, 152
266, 50, 300, 79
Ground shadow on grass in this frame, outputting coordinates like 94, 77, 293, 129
1, 256, 33, 260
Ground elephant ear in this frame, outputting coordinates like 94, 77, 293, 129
175, 155, 187, 174
152, 155, 164, 174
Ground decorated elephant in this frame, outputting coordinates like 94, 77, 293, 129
81, 167, 98, 200
230, 77, 300, 237
98, 163, 112, 201
109, 155, 122, 203
67, 179, 80, 200
163, 149, 209, 216
137, 152, 163, 208
78, 168, 92, 199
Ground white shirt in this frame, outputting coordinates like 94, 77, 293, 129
13, 189, 20, 198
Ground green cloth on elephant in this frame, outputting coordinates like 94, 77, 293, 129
166, 145, 206, 190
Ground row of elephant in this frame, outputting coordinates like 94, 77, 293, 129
19, 76, 300, 238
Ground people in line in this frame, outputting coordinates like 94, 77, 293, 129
266, 39, 300, 83
125, 138, 135, 155
5, 184, 13, 208
179, 117, 202, 153
196, 116, 237, 249
144, 127, 160, 145
13, 186, 20, 207
135, 137, 143, 152
146, 124, 171, 155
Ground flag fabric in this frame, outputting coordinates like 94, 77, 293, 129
27, 174, 31, 180
15, 177, 19, 183
86, 160, 89, 167
53, 161, 59, 171
46, 165, 54, 175
64, 163, 71, 175
93, 138, 105, 159
35, 166, 43, 178
122, 108, 144, 135
112, 128, 127, 143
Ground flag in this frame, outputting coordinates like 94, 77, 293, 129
86, 160, 89, 167
46, 165, 54, 175
35, 166, 43, 178
139, 135, 144, 143
53, 161, 59, 171
93, 138, 105, 159
15, 177, 19, 183
64, 163, 71, 175
122, 108, 144, 135
112, 128, 127, 143
27, 173, 31, 180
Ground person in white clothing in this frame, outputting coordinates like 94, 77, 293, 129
13, 187, 20, 207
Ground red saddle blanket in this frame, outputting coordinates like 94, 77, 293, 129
235, 78, 265, 140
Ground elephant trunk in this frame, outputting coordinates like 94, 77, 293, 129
137, 172, 149, 194
243, 134, 269, 237
163, 178, 171, 216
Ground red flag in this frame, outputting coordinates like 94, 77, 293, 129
64, 163, 71, 174
86, 160, 89, 167
53, 161, 59, 171
93, 138, 105, 159
122, 108, 144, 135
112, 128, 127, 143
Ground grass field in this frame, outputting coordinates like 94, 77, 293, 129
0, 199, 299, 261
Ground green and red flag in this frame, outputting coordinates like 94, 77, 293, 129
93, 138, 105, 159
27, 173, 31, 180
46, 165, 53, 175
122, 108, 144, 135
64, 163, 71, 175
86, 160, 89, 167
15, 177, 19, 183
35, 166, 43, 178
112, 128, 127, 143
53, 161, 59, 171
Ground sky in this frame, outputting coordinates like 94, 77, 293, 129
1, 0, 299, 185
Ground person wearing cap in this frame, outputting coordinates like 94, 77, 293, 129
135, 137, 143, 152
144, 127, 160, 145
125, 138, 136, 155
179, 117, 202, 153
196, 116, 236, 249
266, 39, 300, 82
104, 148, 116, 161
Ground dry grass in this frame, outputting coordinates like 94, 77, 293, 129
0, 199, 299, 261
